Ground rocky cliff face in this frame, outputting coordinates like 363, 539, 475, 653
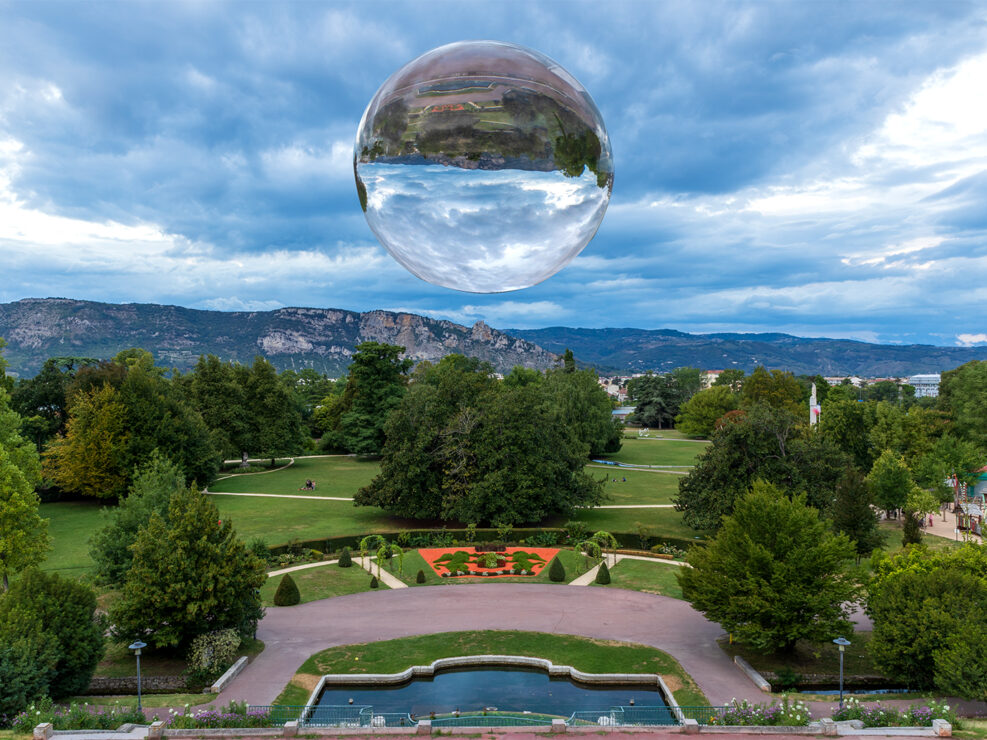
0, 298, 558, 377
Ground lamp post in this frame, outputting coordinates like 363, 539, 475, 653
833, 637, 851, 709
128, 640, 147, 712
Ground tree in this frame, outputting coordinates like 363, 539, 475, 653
355, 354, 604, 524
819, 399, 877, 471
183, 355, 251, 460
678, 481, 857, 653
865, 380, 901, 403
675, 385, 738, 438
595, 560, 611, 584
901, 510, 923, 545
867, 449, 912, 517
626, 373, 680, 429
671, 367, 703, 403
548, 556, 566, 582
912, 434, 983, 507
0, 385, 48, 591
89, 452, 184, 585
830, 470, 884, 562
939, 360, 987, 448
740, 367, 804, 417
867, 544, 987, 693
0, 569, 103, 698
541, 366, 622, 456
338, 342, 412, 455
244, 357, 306, 465
10, 357, 96, 449
712, 369, 745, 392
0, 636, 55, 721
111, 486, 265, 649
675, 404, 849, 530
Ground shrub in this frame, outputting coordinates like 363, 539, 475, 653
273, 574, 300, 606
0, 569, 103, 699
187, 629, 241, 677
338, 547, 352, 567
595, 560, 611, 584
248, 538, 271, 564
712, 697, 811, 726
416, 569, 426, 584
564, 520, 589, 542
370, 576, 379, 589
166, 700, 271, 729
548, 557, 566, 582
902, 510, 923, 545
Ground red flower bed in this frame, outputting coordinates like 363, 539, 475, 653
420, 547, 560, 578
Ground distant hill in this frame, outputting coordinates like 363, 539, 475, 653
0, 298, 558, 377
506, 327, 987, 377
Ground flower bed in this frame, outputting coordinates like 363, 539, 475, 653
419, 547, 559, 578
11, 699, 146, 733
831, 697, 955, 727
165, 701, 272, 729
708, 697, 812, 726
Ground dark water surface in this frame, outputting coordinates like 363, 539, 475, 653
316, 666, 665, 716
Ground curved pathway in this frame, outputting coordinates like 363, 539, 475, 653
219, 585, 756, 708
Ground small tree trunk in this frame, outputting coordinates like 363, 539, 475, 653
271, 457, 276, 468
240, 451, 249, 469
2, 572, 8, 592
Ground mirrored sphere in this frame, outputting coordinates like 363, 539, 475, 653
355, 40, 613, 293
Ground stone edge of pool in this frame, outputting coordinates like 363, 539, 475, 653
302, 654, 682, 722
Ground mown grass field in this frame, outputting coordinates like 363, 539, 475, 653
261, 564, 386, 605
281, 630, 707, 707
594, 559, 685, 599
594, 469, 681, 505
600, 438, 707, 467
209, 456, 380, 497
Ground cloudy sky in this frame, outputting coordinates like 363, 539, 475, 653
1, 1, 986, 346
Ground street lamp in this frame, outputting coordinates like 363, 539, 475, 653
833, 637, 851, 709
128, 640, 147, 712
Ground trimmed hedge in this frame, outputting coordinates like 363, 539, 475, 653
416, 569, 427, 584
548, 557, 566, 583
369, 576, 379, 589
595, 560, 611, 585
273, 574, 300, 606
338, 547, 352, 568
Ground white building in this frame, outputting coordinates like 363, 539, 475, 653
908, 373, 941, 398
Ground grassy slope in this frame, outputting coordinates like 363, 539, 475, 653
594, 559, 684, 599
601, 439, 706, 467
719, 632, 879, 679
39, 501, 106, 576
594, 469, 681, 505
283, 630, 706, 707
209, 456, 380, 497
261, 565, 386, 606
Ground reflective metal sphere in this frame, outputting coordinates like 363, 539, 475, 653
355, 40, 613, 293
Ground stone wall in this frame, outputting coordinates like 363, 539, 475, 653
83, 675, 188, 695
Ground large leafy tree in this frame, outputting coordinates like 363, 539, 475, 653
541, 365, 622, 456
674, 403, 849, 530
0, 569, 103, 698
183, 355, 251, 460
10, 356, 97, 450
355, 354, 605, 524
111, 485, 265, 649
626, 372, 680, 429
89, 452, 185, 585
740, 366, 804, 417
939, 360, 987, 448
337, 342, 412, 455
45, 350, 219, 498
867, 544, 987, 696
819, 398, 877, 470
678, 480, 857, 653
244, 356, 307, 465
674, 385, 738, 438
866, 449, 913, 517
0, 383, 49, 591
912, 434, 983, 505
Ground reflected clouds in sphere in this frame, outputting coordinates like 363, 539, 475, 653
355, 41, 613, 293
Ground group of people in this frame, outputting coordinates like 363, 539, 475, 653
299, 479, 316, 490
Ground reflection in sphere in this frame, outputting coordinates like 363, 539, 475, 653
355, 40, 613, 293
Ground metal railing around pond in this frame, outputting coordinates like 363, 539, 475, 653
253, 705, 730, 728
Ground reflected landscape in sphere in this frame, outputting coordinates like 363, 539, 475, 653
355, 40, 613, 293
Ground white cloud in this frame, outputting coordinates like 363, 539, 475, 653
956, 333, 987, 346
200, 297, 285, 312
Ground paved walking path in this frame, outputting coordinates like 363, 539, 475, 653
355, 556, 408, 589
206, 491, 355, 502
268, 560, 340, 577
569, 553, 689, 586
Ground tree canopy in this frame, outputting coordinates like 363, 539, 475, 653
678, 480, 857, 653
674, 385, 738, 438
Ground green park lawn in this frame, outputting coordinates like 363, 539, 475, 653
261, 564, 386, 605
566, 505, 704, 543
623, 428, 701, 441
38, 501, 106, 577
595, 469, 681, 505
281, 630, 707, 707
594, 559, 685, 599
209, 455, 380, 498
719, 631, 880, 680
600, 438, 706, 467
396, 548, 593, 586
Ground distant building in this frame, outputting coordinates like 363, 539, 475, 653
701, 370, 723, 389
612, 406, 636, 422
908, 373, 941, 398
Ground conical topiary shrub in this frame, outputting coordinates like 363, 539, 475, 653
416, 569, 426, 584
338, 547, 352, 568
548, 556, 566, 583
370, 575, 379, 589
595, 560, 611, 585
273, 573, 300, 606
